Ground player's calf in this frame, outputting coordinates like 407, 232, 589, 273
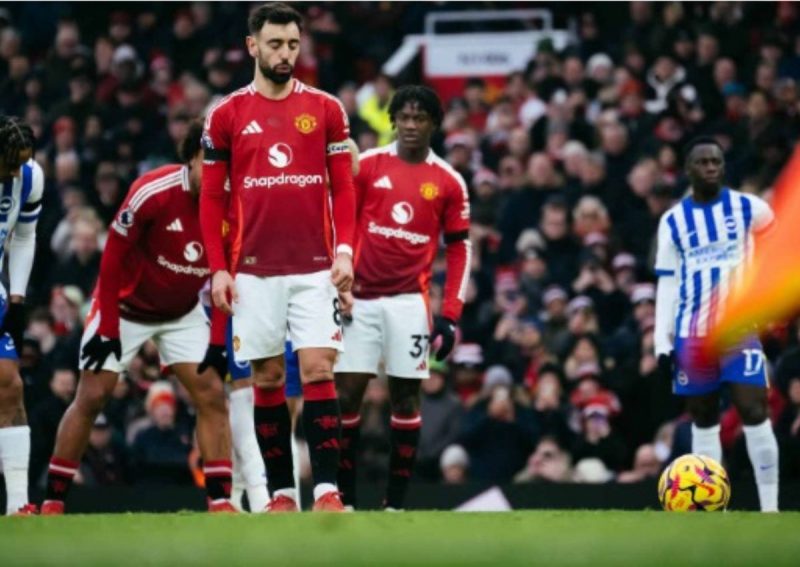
299, 348, 343, 507
44, 370, 117, 510
174, 362, 233, 507
253, 357, 296, 507
386, 378, 422, 510
335, 372, 370, 508
0, 367, 31, 515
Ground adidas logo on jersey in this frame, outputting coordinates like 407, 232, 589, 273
373, 175, 393, 190
166, 218, 183, 232
241, 120, 263, 135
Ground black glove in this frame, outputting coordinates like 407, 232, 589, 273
198, 344, 228, 379
81, 334, 122, 373
431, 317, 457, 362
1, 302, 26, 355
657, 352, 675, 384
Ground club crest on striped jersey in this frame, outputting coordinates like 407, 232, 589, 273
724, 216, 737, 232
420, 182, 439, 201
294, 113, 317, 134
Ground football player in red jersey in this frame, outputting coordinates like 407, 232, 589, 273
200, 3, 356, 512
335, 85, 472, 509
42, 122, 236, 514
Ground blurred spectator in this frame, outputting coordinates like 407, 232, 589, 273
418, 360, 464, 480
514, 436, 573, 482
30, 366, 77, 481
616, 443, 663, 483
131, 381, 193, 485
460, 386, 537, 483
47, 215, 103, 298
440, 444, 469, 485
79, 413, 130, 486
358, 73, 394, 146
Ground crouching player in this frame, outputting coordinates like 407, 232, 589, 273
42, 122, 235, 514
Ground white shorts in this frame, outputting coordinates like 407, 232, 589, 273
232, 270, 343, 362
334, 293, 431, 379
80, 302, 209, 373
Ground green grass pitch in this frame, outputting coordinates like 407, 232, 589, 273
2, 511, 799, 565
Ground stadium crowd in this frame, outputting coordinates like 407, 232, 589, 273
2, 1, 800, 493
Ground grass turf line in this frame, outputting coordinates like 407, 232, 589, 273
1, 510, 799, 566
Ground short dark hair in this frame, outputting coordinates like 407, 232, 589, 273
683, 136, 723, 165
179, 120, 205, 163
388, 85, 444, 128
248, 2, 303, 35
0, 115, 35, 168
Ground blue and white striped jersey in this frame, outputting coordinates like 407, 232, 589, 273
0, 159, 44, 298
655, 188, 773, 339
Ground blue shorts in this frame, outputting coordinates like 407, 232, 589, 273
673, 335, 768, 396
284, 341, 301, 398
0, 299, 18, 360
227, 318, 251, 380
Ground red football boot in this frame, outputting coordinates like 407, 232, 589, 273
40, 500, 65, 515
265, 494, 298, 513
208, 500, 238, 513
11, 504, 39, 516
312, 492, 345, 512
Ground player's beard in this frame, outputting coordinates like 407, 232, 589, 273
258, 60, 293, 85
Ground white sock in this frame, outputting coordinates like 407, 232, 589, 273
229, 387, 268, 511
313, 482, 337, 501
230, 452, 245, 512
743, 419, 779, 512
247, 484, 269, 513
0, 426, 30, 514
292, 432, 302, 507
691, 423, 722, 464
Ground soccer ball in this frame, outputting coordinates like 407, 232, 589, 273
658, 454, 731, 511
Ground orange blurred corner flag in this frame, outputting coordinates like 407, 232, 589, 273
705, 143, 800, 355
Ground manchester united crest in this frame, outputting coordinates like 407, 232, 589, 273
420, 182, 439, 201
294, 113, 317, 134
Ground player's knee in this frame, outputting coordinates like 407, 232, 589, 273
738, 403, 768, 426
390, 394, 419, 417
75, 382, 113, 417
336, 385, 362, 414
302, 361, 334, 383
193, 378, 227, 415
688, 402, 719, 428
0, 371, 23, 404
252, 365, 285, 390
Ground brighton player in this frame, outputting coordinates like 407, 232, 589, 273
201, 2, 356, 512
0, 116, 41, 516
42, 122, 235, 514
335, 85, 471, 510
654, 137, 779, 512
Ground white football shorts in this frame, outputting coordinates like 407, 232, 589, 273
334, 293, 431, 379
80, 301, 209, 373
232, 270, 343, 362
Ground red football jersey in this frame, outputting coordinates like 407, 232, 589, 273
353, 143, 472, 321
107, 164, 209, 322
202, 81, 352, 276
